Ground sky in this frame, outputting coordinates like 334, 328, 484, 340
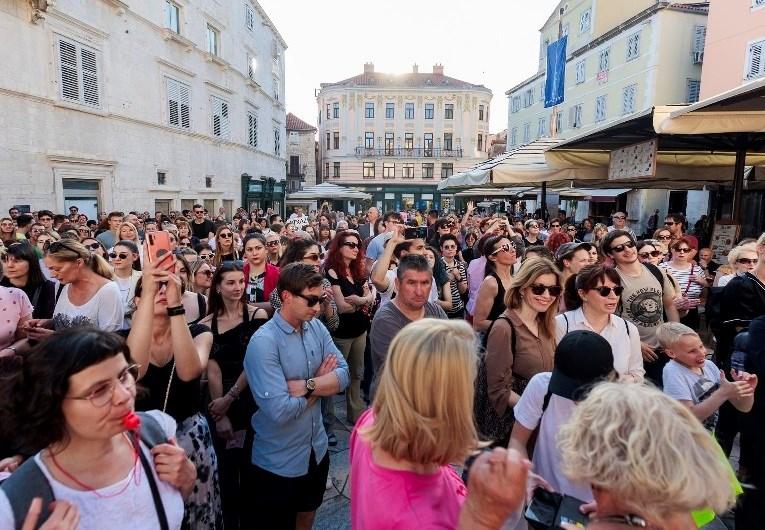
257, 0, 561, 134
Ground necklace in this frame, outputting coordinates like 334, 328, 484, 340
49, 434, 141, 498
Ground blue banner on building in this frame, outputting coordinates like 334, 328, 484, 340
544, 35, 567, 108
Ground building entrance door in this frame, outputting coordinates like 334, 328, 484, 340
63, 179, 100, 220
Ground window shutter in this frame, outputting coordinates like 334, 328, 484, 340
245, 4, 254, 30
80, 48, 100, 106
168, 79, 180, 126
693, 25, 706, 53
248, 112, 258, 147
179, 83, 190, 128
211, 96, 229, 137
748, 41, 764, 78
59, 39, 80, 102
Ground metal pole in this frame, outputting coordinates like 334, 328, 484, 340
731, 133, 747, 224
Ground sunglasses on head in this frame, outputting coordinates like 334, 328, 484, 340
609, 241, 636, 253
592, 285, 624, 297
529, 284, 562, 297
737, 258, 758, 265
639, 250, 663, 259
528, 223, 539, 228
294, 292, 326, 306
341, 241, 359, 249
108, 252, 130, 260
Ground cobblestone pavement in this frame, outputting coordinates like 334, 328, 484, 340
315, 394, 352, 530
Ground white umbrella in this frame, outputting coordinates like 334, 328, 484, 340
287, 182, 372, 201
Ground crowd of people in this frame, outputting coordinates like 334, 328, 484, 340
0, 201, 763, 530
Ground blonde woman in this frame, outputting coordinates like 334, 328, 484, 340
558, 382, 736, 529
350, 318, 530, 530
716, 242, 757, 287
213, 225, 241, 266
117, 220, 143, 262
591, 223, 608, 249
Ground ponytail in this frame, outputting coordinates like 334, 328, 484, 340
90, 253, 114, 280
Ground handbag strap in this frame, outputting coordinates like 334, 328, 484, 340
162, 361, 176, 413
135, 435, 170, 530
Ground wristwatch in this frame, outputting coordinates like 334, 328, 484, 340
305, 378, 316, 398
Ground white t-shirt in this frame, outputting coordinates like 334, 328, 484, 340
0, 411, 185, 530
288, 213, 309, 230
375, 264, 438, 307
555, 309, 644, 382
52, 281, 124, 332
513, 373, 593, 502
663, 359, 721, 431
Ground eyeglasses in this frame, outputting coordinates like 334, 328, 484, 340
219, 233, 233, 239
658, 235, 672, 240
194, 210, 204, 215
664, 221, 677, 226
529, 284, 563, 297
638, 250, 663, 259
302, 253, 322, 262
612, 215, 626, 220
293, 292, 325, 306
200, 253, 215, 260
550, 224, 561, 228
65, 364, 140, 408
592, 286, 624, 297
527, 224, 539, 229
674, 247, 691, 254
266, 240, 280, 247
84, 242, 101, 251
341, 241, 359, 249
196, 269, 214, 277
567, 227, 577, 232
108, 252, 130, 260
491, 244, 515, 255
609, 241, 636, 253
441, 244, 458, 250
737, 258, 758, 265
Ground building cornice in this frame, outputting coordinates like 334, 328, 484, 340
47, 7, 110, 40
318, 85, 492, 98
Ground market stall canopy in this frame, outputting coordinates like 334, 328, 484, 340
437, 138, 607, 191
286, 182, 372, 201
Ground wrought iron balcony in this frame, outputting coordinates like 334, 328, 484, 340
354, 147, 463, 158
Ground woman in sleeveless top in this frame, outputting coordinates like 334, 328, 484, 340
126, 257, 223, 529
473, 236, 518, 333
199, 261, 267, 530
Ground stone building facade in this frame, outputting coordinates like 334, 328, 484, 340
0, 0, 286, 220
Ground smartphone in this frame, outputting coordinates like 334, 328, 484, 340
404, 226, 428, 240
146, 230, 173, 269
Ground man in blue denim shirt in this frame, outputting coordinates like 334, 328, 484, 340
244, 263, 350, 530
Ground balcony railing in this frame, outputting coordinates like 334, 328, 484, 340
354, 147, 463, 158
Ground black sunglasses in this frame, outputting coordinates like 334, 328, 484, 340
341, 241, 359, 249
592, 286, 624, 297
609, 241, 636, 253
293, 292, 326, 306
529, 284, 562, 297
85, 242, 102, 251
266, 240, 280, 247
639, 250, 663, 259
109, 252, 130, 260
737, 258, 758, 265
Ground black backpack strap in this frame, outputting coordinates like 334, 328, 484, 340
486, 314, 516, 353
1, 458, 54, 530
541, 389, 553, 415
644, 263, 666, 292
624, 318, 630, 336
136, 438, 170, 530
563, 313, 569, 334
54, 283, 65, 304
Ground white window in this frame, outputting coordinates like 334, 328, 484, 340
622, 84, 637, 115
274, 127, 281, 156
687, 79, 701, 104
210, 95, 230, 138
626, 32, 640, 61
57, 37, 100, 108
511, 96, 521, 113
746, 39, 765, 79
555, 110, 563, 134
522, 122, 531, 143
245, 3, 255, 31
383, 163, 395, 179
598, 48, 610, 72
539, 81, 545, 101
575, 60, 586, 84
580, 8, 592, 33
692, 25, 706, 63
247, 54, 257, 81
537, 117, 547, 138
570, 104, 583, 128
206, 24, 220, 56
595, 95, 607, 122
247, 111, 258, 147
510, 127, 518, 146
523, 88, 534, 107
166, 77, 190, 129
273, 77, 280, 101
165, 1, 180, 33
363, 162, 375, 178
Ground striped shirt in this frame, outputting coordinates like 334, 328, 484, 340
442, 258, 466, 315
659, 262, 705, 301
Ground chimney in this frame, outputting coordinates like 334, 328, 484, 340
412, 63, 419, 74
433, 63, 444, 75
364, 62, 374, 74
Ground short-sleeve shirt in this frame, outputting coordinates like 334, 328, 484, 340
52, 281, 124, 332
190, 219, 215, 240
365, 232, 390, 262
659, 262, 705, 301
0, 287, 33, 350
663, 359, 721, 431
615, 265, 672, 348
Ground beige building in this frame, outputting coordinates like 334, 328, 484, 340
317, 63, 492, 213
700, 0, 765, 98
1, 0, 287, 219
285, 113, 317, 193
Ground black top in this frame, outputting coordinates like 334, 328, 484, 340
209, 305, 265, 430
127, 323, 211, 422
190, 219, 215, 240
326, 270, 369, 339
487, 271, 507, 323
0, 278, 55, 320
462, 247, 475, 264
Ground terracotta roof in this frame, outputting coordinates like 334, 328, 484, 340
321, 71, 491, 93
286, 113, 316, 132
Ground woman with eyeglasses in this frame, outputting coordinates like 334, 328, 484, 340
212, 225, 240, 267
0, 217, 18, 247
76, 225, 92, 241
0, 328, 196, 529
716, 242, 758, 288
264, 232, 282, 266
317, 225, 333, 252
242, 233, 279, 314
324, 231, 374, 425
636, 240, 666, 267
473, 236, 519, 333
478, 258, 560, 445
189, 257, 214, 298
173, 252, 208, 325
659, 237, 708, 330
109, 240, 142, 330
126, 258, 223, 529
195, 243, 215, 263
198, 262, 267, 530
653, 227, 674, 255
557, 264, 644, 382
81, 237, 108, 260
0, 242, 56, 320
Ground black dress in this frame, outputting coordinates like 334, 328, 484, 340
326, 271, 369, 339
487, 271, 507, 323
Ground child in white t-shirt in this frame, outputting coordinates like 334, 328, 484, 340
658, 322, 757, 431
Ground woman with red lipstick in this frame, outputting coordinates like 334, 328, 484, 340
126, 257, 223, 529
198, 261, 267, 530
0, 327, 195, 529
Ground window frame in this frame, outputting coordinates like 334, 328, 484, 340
210, 95, 230, 138
402, 163, 415, 179
422, 163, 434, 179
57, 36, 101, 108
247, 110, 258, 148
166, 76, 191, 129
622, 84, 637, 115
333, 162, 340, 178
165, 1, 180, 34
365, 102, 375, 119
441, 163, 454, 179
206, 23, 220, 57
444, 103, 454, 119
383, 162, 395, 179
580, 8, 592, 34
333, 131, 340, 150
385, 102, 395, 119
595, 95, 607, 122
443, 133, 453, 151
364, 131, 374, 149
424, 103, 434, 120
626, 32, 641, 62
404, 102, 415, 119
575, 60, 586, 84
363, 161, 375, 179
424, 133, 434, 156
333, 102, 339, 119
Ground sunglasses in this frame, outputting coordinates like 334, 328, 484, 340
490, 244, 514, 255
266, 240, 280, 247
737, 258, 758, 265
219, 233, 233, 239
303, 253, 322, 262
294, 292, 326, 306
567, 227, 577, 232
592, 286, 624, 297
674, 247, 691, 254
612, 215, 626, 220
108, 252, 130, 260
341, 241, 359, 249
527, 224, 539, 229
609, 241, 636, 253
197, 269, 214, 277
529, 284, 562, 297
658, 235, 672, 240
441, 244, 458, 250
638, 250, 663, 259
664, 221, 677, 226
200, 253, 215, 260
